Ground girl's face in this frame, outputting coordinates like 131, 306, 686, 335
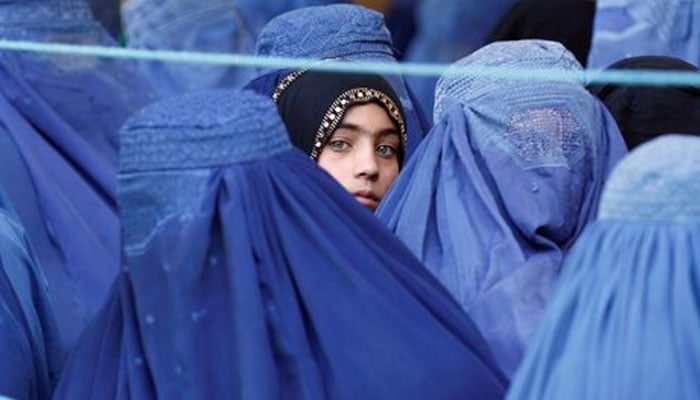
317, 102, 401, 211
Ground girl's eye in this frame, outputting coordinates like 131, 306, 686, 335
327, 139, 351, 151
376, 144, 398, 158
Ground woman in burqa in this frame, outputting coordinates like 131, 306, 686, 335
377, 40, 627, 377
122, 0, 258, 96
246, 4, 429, 161
122, 0, 342, 95
587, 56, 700, 149
52, 90, 507, 399
0, 0, 154, 351
0, 186, 62, 400
587, 0, 700, 68
507, 135, 700, 400
275, 69, 407, 211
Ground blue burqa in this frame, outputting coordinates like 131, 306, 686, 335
507, 134, 700, 400
53, 89, 507, 399
377, 40, 628, 377
588, 0, 700, 68
246, 4, 430, 161
0, 0, 155, 350
0, 187, 63, 400
122, 0, 257, 96
402, 0, 517, 116
122, 0, 342, 96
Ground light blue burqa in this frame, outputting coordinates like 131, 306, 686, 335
123, 0, 257, 96
403, 0, 517, 116
377, 40, 628, 377
122, 0, 341, 96
507, 134, 700, 400
588, 0, 700, 68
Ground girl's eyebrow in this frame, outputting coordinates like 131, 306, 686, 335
336, 122, 400, 137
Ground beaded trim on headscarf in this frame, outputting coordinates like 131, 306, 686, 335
272, 69, 307, 102
309, 87, 406, 159
271, 58, 338, 102
273, 72, 407, 160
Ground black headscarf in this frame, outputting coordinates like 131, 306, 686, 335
587, 56, 700, 149
486, 0, 595, 66
274, 70, 407, 163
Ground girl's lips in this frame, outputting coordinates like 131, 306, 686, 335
353, 191, 379, 208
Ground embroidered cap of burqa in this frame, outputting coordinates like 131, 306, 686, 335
507, 134, 700, 400
0, 187, 62, 400
246, 4, 429, 160
377, 40, 627, 377
52, 90, 507, 399
0, 0, 154, 349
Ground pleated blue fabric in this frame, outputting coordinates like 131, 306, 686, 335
377, 40, 628, 377
507, 134, 700, 400
0, 0, 155, 164
0, 0, 155, 350
122, 0, 342, 96
122, 0, 257, 95
588, 0, 700, 68
0, 187, 62, 400
53, 89, 507, 399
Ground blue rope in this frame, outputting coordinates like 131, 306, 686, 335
1, 40, 699, 87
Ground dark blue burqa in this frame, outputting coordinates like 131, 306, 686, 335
0, 0, 155, 350
0, 187, 63, 400
53, 90, 507, 399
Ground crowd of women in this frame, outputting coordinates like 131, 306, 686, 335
0, 0, 699, 399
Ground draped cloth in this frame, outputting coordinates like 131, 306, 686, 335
377, 40, 627, 377
0, 187, 62, 400
0, 0, 155, 350
247, 4, 430, 161
507, 135, 700, 400
122, 0, 257, 95
122, 0, 343, 96
588, 0, 700, 68
53, 90, 507, 399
